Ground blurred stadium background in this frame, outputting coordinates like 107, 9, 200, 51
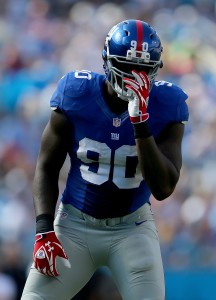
0, 0, 216, 299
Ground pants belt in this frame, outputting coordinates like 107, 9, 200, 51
60, 202, 153, 227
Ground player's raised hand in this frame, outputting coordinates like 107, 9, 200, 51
123, 70, 150, 124
33, 231, 68, 276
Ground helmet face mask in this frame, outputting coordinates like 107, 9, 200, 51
102, 19, 163, 101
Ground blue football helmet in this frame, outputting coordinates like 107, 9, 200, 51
102, 19, 163, 100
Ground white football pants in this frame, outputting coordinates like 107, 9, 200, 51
21, 202, 165, 300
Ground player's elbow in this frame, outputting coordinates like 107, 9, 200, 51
152, 191, 173, 201
147, 170, 180, 200
152, 184, 176, 201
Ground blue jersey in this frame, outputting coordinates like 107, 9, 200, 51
50, 70, 189, 218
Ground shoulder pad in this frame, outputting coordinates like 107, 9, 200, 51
149, 80, 189, 123
152, 80, 188, 104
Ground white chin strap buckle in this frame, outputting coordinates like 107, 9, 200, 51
114, 83, 128, 101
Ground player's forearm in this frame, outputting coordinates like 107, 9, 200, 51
136, 137, 180, 200
33, 167, 60, 217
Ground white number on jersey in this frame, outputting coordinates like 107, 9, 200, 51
155, 80, 172, 87
77, 138, 143, 189
74, 70, 92, 80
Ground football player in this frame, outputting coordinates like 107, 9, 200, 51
21, 19, 189, 300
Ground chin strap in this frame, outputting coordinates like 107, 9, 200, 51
114, 82, 130, 102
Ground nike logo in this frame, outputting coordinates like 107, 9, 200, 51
135, 220, 146, 226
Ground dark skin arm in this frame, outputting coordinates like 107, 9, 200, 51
33, 110, 71, 218
104, 80, 184, 200
135, 122, 184, 200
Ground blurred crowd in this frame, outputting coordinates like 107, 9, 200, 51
0, 0, 216, 299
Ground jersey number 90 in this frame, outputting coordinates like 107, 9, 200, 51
77, 138, 143, 189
